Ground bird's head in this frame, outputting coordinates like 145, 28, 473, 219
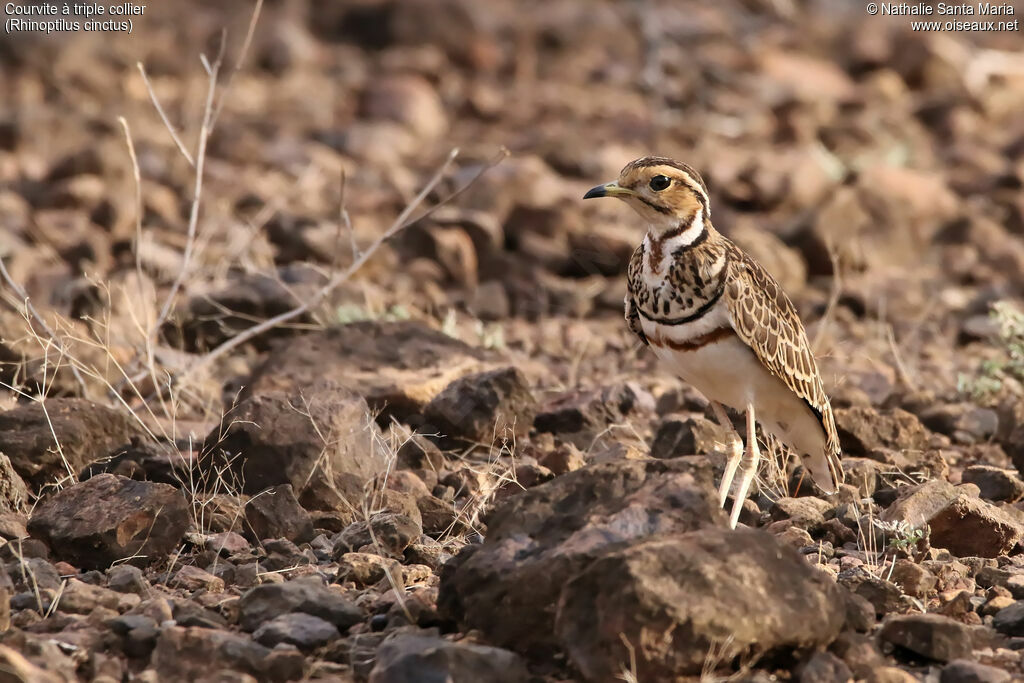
583, 156, 710, 239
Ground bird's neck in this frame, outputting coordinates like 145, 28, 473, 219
648, 209, 709, 251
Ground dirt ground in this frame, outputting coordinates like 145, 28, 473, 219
2, 0, 1024, 681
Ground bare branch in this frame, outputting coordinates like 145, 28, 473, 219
136, 62, 195, 167
152, 32, 226, 337
210, 0, 264, 133
170, 147, 507, 391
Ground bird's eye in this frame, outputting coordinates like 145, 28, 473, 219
649, 175, 671, 191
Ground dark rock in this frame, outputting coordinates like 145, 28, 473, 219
245, 321, 495, 424
878, 613, 973, 662
879, 479, 1022, 557
842, 589, 877, 632
838, 567, 904, 617
333, 513, 422, 557
841, 457, 888, 497
918, 404, 998, 443
555, 530, 846, 680
648, 415, 701, 459
798, 650, 853, 683
769, 497, 831, 529
243, 484, 315, 544
929, 496, 1024, 558
422, 367, 536, 447
170, 566, 224, 593
396, 434, 445, 471
237, 576, 363, 632
996, 399, 1024, 473
835, 407, 930, 458
204, 387, 385, 499
0, 509, 28, 540
533, 382, 655, 448
0, 399, 142, 489
961, 465, 1024, 502
439, 458, 724, 656
174, 271, 322, 351
106, 565, 148, 595
368, 631, 529, 683
171, 599, 228, 629
337, 552, 404, 588
27, 474, 189, 570
205, 531, 250, 556
888, 560, 937, 598
78, 437, 184, 485
111, 615, 159, 658
993, 600, 1024, 636
252, 612, 340, 650
880, 480, 959, 527
150, 626, 294, 682
941, 659, 1012, 683
0, 454, 29, 513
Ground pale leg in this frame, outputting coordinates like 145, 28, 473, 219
729, 402, 762, 529
711, 401, 743, 509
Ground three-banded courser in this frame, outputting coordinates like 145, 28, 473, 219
584, 156, 843, 528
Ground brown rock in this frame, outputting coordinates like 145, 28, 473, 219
770, 497, 832, 529
172, 566, 225, 593
798, 650, 854, 683
878, 613, 973, 662
961, 465, 1024, 502
243, 484, 315, 545
150, 626, 297, 682
889, 560, 937, 598
333, 513, 423, 557
929, 496, 1024, 558
438, 458, 724, 655
205, 387, 385, 499
0, 454, 28, 513
27, 474, 189, 570
245, 321, 494, 424
940, 659, 1012, 683
880, 480, 960, 528
533, 382, 655, 449
337, 552, 404, 588
237, 577, 363, 633
836, 407, 930, 459
422, 367, 536, 448
0, 399, 141, 489
369, 631, 529, 683
556, 530, 846, 680
361, 75, 447, 142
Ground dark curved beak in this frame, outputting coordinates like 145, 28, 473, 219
583, 181, 633, 200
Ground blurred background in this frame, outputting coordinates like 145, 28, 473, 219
1, 0, 1024, 436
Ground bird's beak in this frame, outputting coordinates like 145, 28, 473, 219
583, 181, 633, 200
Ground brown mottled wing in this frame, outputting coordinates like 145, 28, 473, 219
624, 243, 649, 346
624, 296, 649, 346
723, 242, 842, 467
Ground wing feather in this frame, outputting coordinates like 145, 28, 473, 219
723, 243, 843, 484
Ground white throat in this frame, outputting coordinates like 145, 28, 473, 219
651, 211, 705, 247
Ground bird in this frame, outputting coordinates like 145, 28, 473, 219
583, 156, 843, 528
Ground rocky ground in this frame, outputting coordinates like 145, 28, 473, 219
2, 0, 1024, 681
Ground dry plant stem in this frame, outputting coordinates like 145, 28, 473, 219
118, 116, 172, 420
209, 0, 264, 133
152, 37, 226, 336
136, 63, 195, 167
168, 147, 508, 393
0, 258, 89, 396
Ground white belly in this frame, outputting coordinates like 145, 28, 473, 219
642, 311, 826, 459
